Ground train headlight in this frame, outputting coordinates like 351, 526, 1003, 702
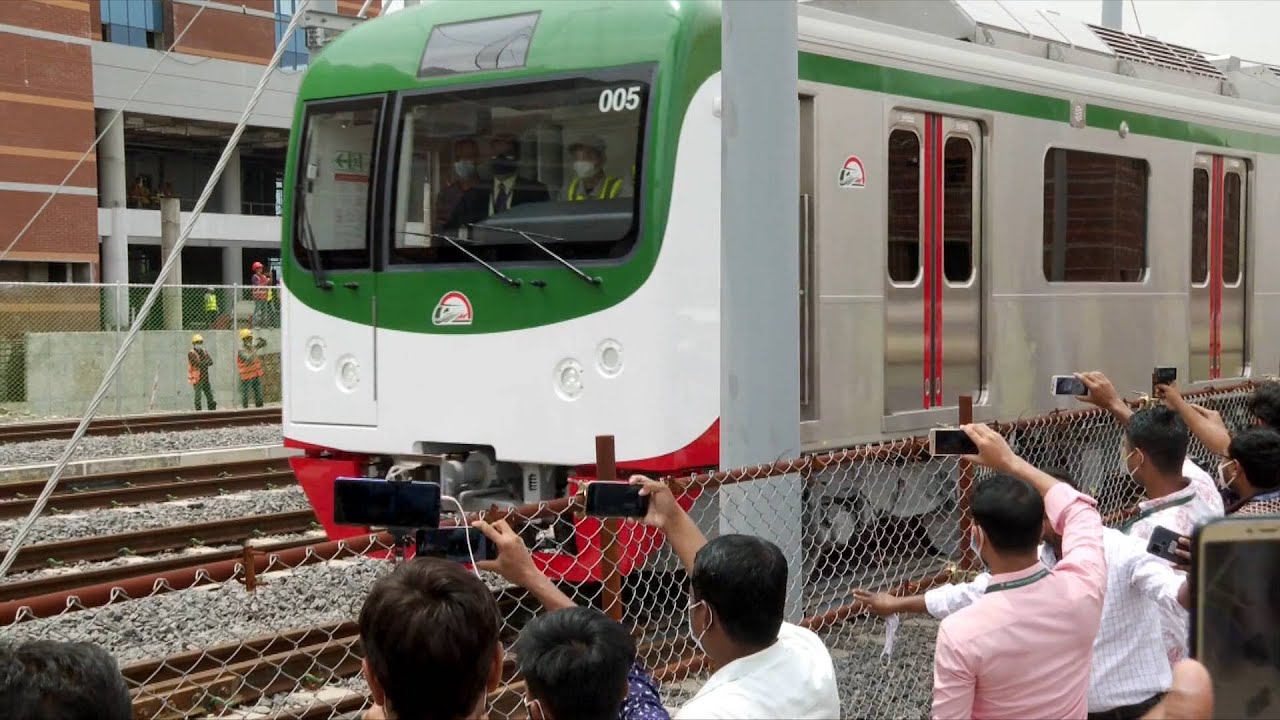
554, 359, 584, 401
337, 356, 359, 392
306, 337, 326, 371
596, 339, 623, 378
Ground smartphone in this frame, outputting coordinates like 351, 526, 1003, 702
1190, 516, 1280, 719
1153, 366, 1177, 385
1146, 525, 1186, 564
332, 477, 441, 528
419, 527, 497, 563
929, 428, 979, 456
584, 481, 650, 518
1051, 375, 1088, 396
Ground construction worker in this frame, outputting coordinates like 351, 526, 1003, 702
236, 328, 267, 408
188, 335, 215, 411
202, 287, 219, 328
564, 136, 623, 201
250, 261, 274, 328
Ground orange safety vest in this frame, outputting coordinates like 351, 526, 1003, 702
188, 349, 209, 385
251, 273, 273, 301
237, 349, 263, 381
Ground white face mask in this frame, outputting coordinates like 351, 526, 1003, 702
573, 160, 597, 179
1120, 449, 1142, 479
969, 526, 984, 568
454, 160, 475, 179
1218, 460, 1236, 489
687, 599, 710, 651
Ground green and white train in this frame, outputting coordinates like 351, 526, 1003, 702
283, 0, 1280, 579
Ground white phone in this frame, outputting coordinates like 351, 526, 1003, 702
1050, 374, 1088, 397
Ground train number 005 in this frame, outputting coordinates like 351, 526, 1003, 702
598, 87, 642, 113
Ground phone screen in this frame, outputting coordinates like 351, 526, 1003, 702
333, 478, 441, 528
584, 482, 649, 518
1154, 366, 1177, 385
1053, 375, 1087, 396
1194, 528, 1280, 718
931, 429, 978, 456
421, 527, 495, 563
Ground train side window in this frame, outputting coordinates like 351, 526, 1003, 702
943, 137, 973, 284
1191, 168, 1209, 285
293, 101, 381, 271
1042, 148, 1148, 282
1223, 171, 1243, 284
887, 129, 921, 283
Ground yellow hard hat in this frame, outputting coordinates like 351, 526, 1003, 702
191, 334, 203, 344
239, 329, 253, 339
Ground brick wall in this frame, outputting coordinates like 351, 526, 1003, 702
0, 0, 98, 263
171, 2, 276, 64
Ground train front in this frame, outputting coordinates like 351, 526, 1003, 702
280, 1, 723, 580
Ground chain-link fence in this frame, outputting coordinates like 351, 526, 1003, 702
0, 282, 281, 421
0, 382, 1264, 718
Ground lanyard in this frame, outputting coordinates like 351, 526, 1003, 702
1120, 493, 1193, 533
986, 567, 1050, 594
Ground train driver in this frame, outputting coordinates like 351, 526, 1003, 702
487, 133, 549, 216
564, 135, 624, 201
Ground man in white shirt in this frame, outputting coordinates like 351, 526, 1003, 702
855, 471, 1191, 720
630, 477, 840, 719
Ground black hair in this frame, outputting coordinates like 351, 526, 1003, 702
358, 558, 500, 720
491, 133, 520, 156
1125, 406, 1190, 475
1042, 467, 1079, 491
514, 607, 634, 720
0, 640, 131, 720
690, 534, 787, 649
1228, 427, 1280, 492
971, 474, 1045, 553
1249, 382, 1280, 429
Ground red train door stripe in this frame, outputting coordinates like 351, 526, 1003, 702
921, 116, 935, 409
1210, 156, 1224, 379
932, 117, 945, 406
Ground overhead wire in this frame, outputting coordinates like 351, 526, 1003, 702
1129, 0, 1145, 35
0, 0, 315, 579
0, 0, 212, 264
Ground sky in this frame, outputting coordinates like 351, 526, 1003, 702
1030, 0, 1280, 66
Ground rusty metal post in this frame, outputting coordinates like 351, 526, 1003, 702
595, 435, 624, 623
241, 542, 257, 592
957, 395, 977, 571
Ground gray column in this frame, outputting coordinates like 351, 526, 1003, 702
98, 109, 128, 327
220, 146, 242, 214
160, 198, 183, 330
718, 2, 802, 620
97, 110, 126, 209
101, 207, 129, 328
222, 245, 242, 286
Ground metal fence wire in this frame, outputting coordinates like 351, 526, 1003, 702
0, 282, 281, 420
0, 382, 1265, 718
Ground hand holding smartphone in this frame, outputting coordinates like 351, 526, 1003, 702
1146, 525, 1188, 565
584, 481, 650, 518
332, 477, 441, 528
929, 428, 979, 456
1051, 374, 1088, 397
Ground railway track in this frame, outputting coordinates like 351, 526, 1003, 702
0, 408, 281, 444
0, 459, 295, 519
0, 509, 317, 575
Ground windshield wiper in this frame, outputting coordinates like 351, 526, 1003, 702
467, 224, 601, 286
398, 230, 522, 287
295, 175, 333, 290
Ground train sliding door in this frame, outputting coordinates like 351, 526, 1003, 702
1190, 155, 1248, 381
885, 112, 982, 413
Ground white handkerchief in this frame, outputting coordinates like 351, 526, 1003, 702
883, 613, 900, 658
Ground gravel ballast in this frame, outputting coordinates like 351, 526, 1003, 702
0, 423, 282, 469
0, 486, 311, 547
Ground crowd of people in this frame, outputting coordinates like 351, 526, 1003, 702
3, 372, 1274, 719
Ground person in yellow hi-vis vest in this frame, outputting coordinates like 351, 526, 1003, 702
564, 135, 623, 201
188, 334, 215, 411
236, 328, 267, 408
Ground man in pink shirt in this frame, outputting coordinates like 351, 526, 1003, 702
932, 424, 1107, 720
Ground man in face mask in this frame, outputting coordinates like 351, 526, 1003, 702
564, 136, 623, 201
437, 138, 490, 233
487, 133, 548, 216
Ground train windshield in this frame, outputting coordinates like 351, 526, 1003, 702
390, 66, 652, 266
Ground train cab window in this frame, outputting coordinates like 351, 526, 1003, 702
943, 137, 974, 283
1042, 148, 1148, 282
293, 102, 381, 270
1223, 171, 1243, 284
887, 130, 921, 283
1191, 168, 1209, 285
389, 66, 652, 266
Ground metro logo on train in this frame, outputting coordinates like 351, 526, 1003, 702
431, 292, 473, 326
837, 155, 865, 188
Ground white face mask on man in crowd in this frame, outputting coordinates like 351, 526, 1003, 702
573, 160, 597, 179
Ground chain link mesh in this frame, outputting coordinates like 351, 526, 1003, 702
0, 381, 1264, 718
0, 282, 281, 420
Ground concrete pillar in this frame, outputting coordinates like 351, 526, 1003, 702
160, 197, 183, 330
718, 1, 802, 620
97, 110, 127, 209
102, 207, 130, 329
222, 245, 242, 286
220, 146, 242, 214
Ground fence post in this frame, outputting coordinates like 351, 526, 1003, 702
958, 394, 976, 571
595, 435, 624, 623
241, 542, 258, 592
